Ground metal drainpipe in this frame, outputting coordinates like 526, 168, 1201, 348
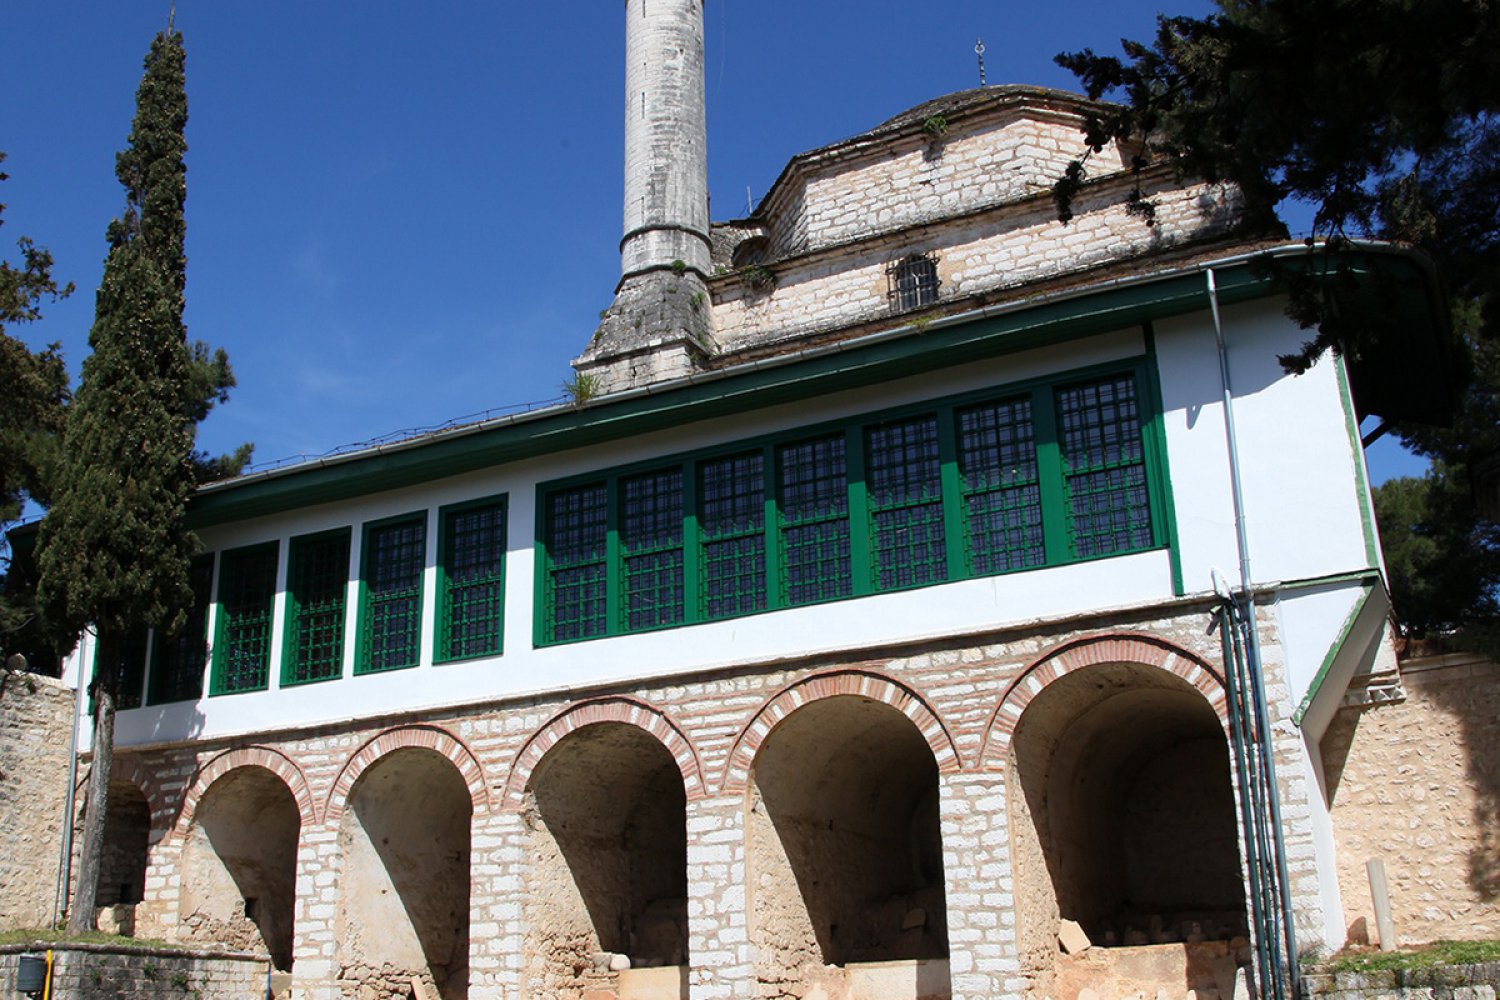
1206, 269, 1301, 995
53, 632, 86, 928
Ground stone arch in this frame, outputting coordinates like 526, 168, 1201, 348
325, 725, 488, 822
175, 746, 316, 837
78, 755, 172, 845
980, 632, 1227, 769
720, 669, 960, 794
502, 696, 705, 810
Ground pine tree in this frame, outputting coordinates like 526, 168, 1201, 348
36, 28, 212, 933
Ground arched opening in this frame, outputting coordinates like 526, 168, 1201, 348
522, 722, 688, 1000
95, 778, 150, 910
748, 694, 950, 999
1008, 662, 1246, 998
178, 767, 300, 969
338, 748, 472, 1000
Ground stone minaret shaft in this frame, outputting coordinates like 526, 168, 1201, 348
576, 0, 714, 392
621, 0, 710, 280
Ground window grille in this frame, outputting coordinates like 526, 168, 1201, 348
284, 531, 349, 685
778, 434, 852, 605
1057, 375, 1153, 558
213, 544, 278, 694
699, 452, 767, 619
439, 500, 506, 661
536, 365, 1161, 645
546, 484, 609, 642
958, 397, 1046, 574
360, 518, 425, 673
621, 469, 686, 630
866, 416, 947, 589
150, 555, 214, 704
887, 253, 940, 312
93, 628, 149, 712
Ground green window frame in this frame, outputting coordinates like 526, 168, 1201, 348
211, 543, 279, 695
356, 514, 427, 674
536, 359, 1170, 646
282, 529, 350, 686
436, 496, 507, 662
148, 554, 215, 704
543, 483, 609, 643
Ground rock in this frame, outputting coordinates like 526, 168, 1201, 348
1125, 927, 1151, 946
1059, 918, 1092, 955
902, 907, 927, 931
609, 952, 632, 972
1078, 989, 1102, 1000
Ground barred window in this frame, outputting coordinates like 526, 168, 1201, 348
778, 434, 851, 605
150, 554, 214, 704
536, 365, 1161, 645
621, 469, 685, 630
359, 516, 426, 673
94, 628, 150, 712
439, 499, 506, 661
1057, 375, 1154, 558
957, 397, 1046, 574
866, 415, 946, 589
546, 484, 609, 642
699, 452, 767, 619
284, 530, 350, 685
213, 544, 278, 695
887, 253, 940, 312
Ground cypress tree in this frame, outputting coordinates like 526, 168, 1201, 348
37, 28, 203, 933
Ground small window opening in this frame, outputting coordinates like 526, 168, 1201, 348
887, 253, 940, 312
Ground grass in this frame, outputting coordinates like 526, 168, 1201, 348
0, 928, 169, 949
1319, 939, 1500, 974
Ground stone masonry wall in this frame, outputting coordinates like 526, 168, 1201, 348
709, 172, 1239, 359
763, 111, 1129, 260
103, 596, 1328, 1000
0, 942, 282, 999
0, 669, 75, 930
1323, 654, 1500, 947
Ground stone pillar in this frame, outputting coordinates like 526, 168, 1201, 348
289, 824, 341, 1000
939, 770, 1026, 1000
468, 809, 529, 999
685, 795, 755, 999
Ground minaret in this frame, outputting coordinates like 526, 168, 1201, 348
575, 0, 713, 393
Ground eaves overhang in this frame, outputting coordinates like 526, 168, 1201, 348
188, 242, 1445, 528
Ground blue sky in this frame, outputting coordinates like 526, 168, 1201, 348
2, 1, 1426, 482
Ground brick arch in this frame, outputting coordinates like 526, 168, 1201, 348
979, 631, 1228, 769
76, 756, 172, 845
325, 725, 490, 823
501, 696, 705, 810
718, 669, 961, 795
173, 747, 317, 838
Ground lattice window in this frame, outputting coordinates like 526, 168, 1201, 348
778, 434, 851, 605
621, 470, 685, 630
284, 530, 350, 685
360, 517, 426, 673
867, 415, 947, 589
1057, 375, 1154, 558
213, 544, 277, 695
439, 499, 506, 661
150, 554, 214, 704
958, 397, 1046, 574
887, 253, 940, 312
699, 452, 767, 619
546, 484, 609, 642
92, 628, 149, 712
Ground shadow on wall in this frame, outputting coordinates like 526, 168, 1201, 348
1422, 662, 1500, 901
